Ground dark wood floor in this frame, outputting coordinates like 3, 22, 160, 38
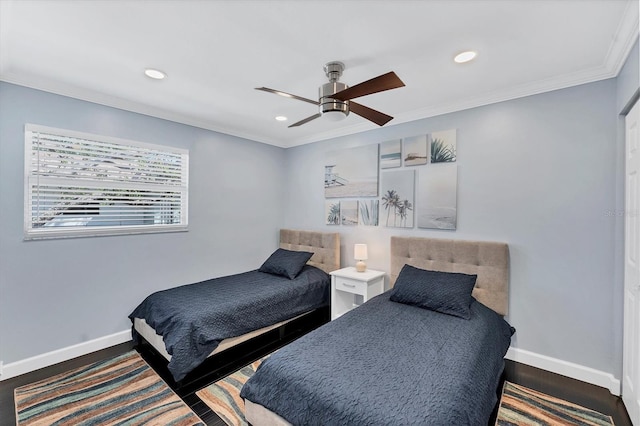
0, 342, 135, 426
501, 360, 632, 426
0, 343, 632, 426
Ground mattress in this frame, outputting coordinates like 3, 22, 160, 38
245, 400, 291, 426
133, 314, 305, 362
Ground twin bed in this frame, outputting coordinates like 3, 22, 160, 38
241, 236, 513, 425
129, 229, 340, 386
130, 231, 513, 424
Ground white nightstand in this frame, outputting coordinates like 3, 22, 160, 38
330, 267, 385, 320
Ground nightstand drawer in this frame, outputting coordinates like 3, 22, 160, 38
335, 277, 367, 295
330, 267, 385, 321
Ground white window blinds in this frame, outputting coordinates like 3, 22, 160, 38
24, 124, 189, 240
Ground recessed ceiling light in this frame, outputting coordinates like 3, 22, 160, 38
144, 68, 166, 80
275, 116, 288, 121
454, 51, 477, 64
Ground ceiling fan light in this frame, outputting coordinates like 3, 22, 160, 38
323, 110, 348, 122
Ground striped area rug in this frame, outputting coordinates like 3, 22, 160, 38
195, 357, 265, 426
14, 350, 203, 425
496, 381, 615, 426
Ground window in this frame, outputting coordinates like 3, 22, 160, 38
24, 124, 189, 240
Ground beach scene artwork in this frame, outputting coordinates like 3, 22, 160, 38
430, 129, 457, 163
380, 139, 402, 169
325, 144, 379, 198
381, 170, 415, 228
325, 201, 340, 225
340, 200, 359, 226
359, 200, 379, 226
417, 164, 457, 230
403, 134, 429, 166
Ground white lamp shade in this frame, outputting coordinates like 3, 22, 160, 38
354, 244, 368, 260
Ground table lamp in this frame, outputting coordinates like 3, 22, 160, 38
354, 243, 368, 272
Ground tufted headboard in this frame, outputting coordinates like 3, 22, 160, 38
390, 236, 509, 315
279, 229, 340, 275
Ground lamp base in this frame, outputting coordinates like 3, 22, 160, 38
356, 261, 366, 272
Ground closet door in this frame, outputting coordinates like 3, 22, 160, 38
624, 98, 640, 426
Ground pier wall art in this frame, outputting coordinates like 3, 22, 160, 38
324, 128, 457, 230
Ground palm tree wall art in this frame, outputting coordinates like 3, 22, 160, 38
325, 201, 340, 225
381, 189, 399, 226
380, 170, 415, 228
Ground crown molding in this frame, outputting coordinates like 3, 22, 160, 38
0, 73, 289, 148
2, 1, 637, 149
604, 0, 639, 76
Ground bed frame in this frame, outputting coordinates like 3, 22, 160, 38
134, 229, 340, 396
244, 235, 510, 425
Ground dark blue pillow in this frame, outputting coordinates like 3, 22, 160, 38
389, 264, 477, 319
259, 248, 314, 279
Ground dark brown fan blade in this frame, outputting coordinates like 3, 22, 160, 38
349, 101, 394, 126
330, 71, 405, 101
288, 113, 322, 128
255, 87, 319, 105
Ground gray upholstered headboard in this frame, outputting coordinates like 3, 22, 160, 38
390, 236, 509, 315
279, 229, 340, 274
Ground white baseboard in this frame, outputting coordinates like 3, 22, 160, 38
506, 347, 621, 396
0, 332, 621, 397
1, 329, 131, 381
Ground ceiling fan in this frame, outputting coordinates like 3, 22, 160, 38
256, 61, 405, 128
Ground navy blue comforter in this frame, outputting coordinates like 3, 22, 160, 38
241, 292, 513, 425
129, 266, 329, 382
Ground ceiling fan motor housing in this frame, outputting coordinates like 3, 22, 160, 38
320, 61, 349, 119
320, 82, 349, 117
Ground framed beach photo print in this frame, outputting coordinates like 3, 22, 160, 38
403, 135, 428, 166
325, 145, 379, 198
340, 200, 359, 226
380, 139, 402, 169
417, 164, 457, 230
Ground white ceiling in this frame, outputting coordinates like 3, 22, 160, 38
1, 0, 638, 148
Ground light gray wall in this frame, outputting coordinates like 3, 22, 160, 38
283, 79, 620, 376
0, 82, 286, 363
